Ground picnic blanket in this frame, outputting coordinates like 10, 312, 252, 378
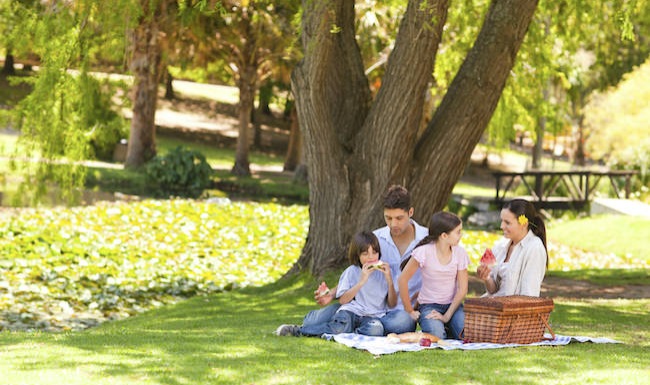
322, 333, 620, 355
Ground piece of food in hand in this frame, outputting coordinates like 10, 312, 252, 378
480, 248, 496, 266
316, 281, 330, 297
369, 262, 384, 269
388, 332, 440, 343
419, 338, 432, 347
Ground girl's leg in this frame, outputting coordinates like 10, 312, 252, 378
380, 310, 417, 334
418, 304, 447, 339
356, 316, 384, 336
445, 304, 465, 340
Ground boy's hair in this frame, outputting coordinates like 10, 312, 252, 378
382, 184, 411, 211
348, 231, 381, 267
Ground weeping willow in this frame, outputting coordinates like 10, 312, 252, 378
6, 0, 136, 205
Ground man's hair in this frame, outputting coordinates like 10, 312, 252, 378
382, 184, 411, 211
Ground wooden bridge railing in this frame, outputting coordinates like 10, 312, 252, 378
492, 170, 638, 211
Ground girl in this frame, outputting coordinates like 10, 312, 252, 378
289, 231, 397, 337
397, 212, 469, 340
477, 198, 548, 297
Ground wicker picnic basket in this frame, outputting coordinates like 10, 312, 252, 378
463, 295, 555, 344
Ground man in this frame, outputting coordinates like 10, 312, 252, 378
276, 184, 428, 336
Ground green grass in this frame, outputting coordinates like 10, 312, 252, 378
547, 268, 650, 286
1, 274, 648, 385
548, 215, 650, 263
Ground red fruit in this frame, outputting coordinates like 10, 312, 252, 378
419, 338, 432, 347
480, 248, 496, 266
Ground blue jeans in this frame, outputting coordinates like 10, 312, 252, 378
299, 310, 385, 337
418, 303, 465, 340
381, 309, 417, 334
302, 303, 341, 327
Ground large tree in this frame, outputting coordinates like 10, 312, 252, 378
291, 0, 539, 276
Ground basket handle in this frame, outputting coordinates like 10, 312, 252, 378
503, 314, 518, 342
540, 314, 556, 341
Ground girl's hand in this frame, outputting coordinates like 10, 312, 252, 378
408, 310, 420, 321
477, 264, 491, 281
424, 310, 446, 322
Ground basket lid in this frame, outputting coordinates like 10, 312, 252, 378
465, 295, 554, 314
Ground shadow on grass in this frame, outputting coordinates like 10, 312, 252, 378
2, 273, 649, 385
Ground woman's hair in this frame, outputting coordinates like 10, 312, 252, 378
503, 198, 548, 265
400, 212, 461, 270
415, 211, 462, 249
348, 231, 382, 267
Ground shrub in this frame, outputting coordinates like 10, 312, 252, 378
145, 146, 214, 198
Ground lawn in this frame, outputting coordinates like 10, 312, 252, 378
0, 275, 648, 385
1, 200, 649, 384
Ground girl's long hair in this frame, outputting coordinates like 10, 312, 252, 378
503, 199, 548, 266
400, 211, 460, 270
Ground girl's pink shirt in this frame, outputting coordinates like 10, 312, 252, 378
412, 243, 469, 305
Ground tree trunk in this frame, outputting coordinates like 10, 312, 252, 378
125, 1, 164, 169
2, 51, 15, 75
283, 106, 301, 171
532, 87, 549, 169
164, 68, 175, 100
231, 9, 257, 177
292, 0, 539, 277
232, 63, 256, 176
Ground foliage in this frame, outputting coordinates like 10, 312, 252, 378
144, 146, 214, 198
1, 199, 647, 333
585, 57, 650, 195
0, 199, 309, 331
4, 0, 137, 203
0, 277, 648, 384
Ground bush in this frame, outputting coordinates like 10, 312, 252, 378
145, 146, 214, 198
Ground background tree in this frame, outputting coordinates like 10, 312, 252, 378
478, 1, 650, 169
186, 1, 299, 176
6, 0, 135, 203
125, 0, 177, 168
291, 0, 539, 275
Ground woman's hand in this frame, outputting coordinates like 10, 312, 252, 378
477, 264, 492, 281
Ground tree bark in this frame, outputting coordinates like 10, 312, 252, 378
292, 0, 539, 276
283, 106, 301, 172
125, 1, 165, 169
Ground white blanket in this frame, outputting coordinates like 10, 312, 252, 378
323, 333, 620, 355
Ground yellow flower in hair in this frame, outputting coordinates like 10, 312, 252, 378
518, 214, 528, 226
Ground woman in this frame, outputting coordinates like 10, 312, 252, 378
477, 199, 548, 297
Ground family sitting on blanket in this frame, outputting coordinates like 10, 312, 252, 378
275, 185, 548, 340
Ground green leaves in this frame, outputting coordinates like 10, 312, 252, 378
0, 200, 308, 331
